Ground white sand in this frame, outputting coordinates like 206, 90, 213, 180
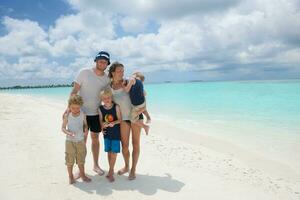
0, 93, 299, 200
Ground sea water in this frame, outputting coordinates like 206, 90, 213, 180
2, 80, 300, 169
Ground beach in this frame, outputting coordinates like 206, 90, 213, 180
0, 93, 299, 200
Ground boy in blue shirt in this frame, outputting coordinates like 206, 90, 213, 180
123, 72, 151, 135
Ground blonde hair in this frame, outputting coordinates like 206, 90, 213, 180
68, 95, 83, 106
100, 88, 113, 100
133, 72, 145, 82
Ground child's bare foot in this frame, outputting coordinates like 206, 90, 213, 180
144, 125, 150, 135
106, 174, 115, 182
69, 177, 76, 184
93, 166, 105, 176
146, 118, 151, 124
81, 175, 92, 182
117, 167, 129, 175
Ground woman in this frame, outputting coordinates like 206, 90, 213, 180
108, 61, 142, 180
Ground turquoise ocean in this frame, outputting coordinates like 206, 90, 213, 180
2, 80, 300, 167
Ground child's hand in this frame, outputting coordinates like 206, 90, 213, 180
108, 122, 114, 127
103, 122, 109, 128
69, 132, 75, 137
129, 78, 136, 85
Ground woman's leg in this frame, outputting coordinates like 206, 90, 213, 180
129, 122, 142, 180
118, 121, 131, 175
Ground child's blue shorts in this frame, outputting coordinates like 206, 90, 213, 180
104, 138, 120, 153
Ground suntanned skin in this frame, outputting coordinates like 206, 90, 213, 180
62, 104, 91, 184
99, 94, 122, 182
68, 59, 109, 176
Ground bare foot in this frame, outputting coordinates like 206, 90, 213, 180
117, 167, 129, 175
144, 125, 150, 135
93, 166, 105, 176
128, 173, 136, 181
69, 177, 76, 184
81, 175, 92, 182
106, 174, 115, 182
146, 118, 151, 124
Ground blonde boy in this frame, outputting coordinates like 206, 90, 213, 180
62, 95, 91, 184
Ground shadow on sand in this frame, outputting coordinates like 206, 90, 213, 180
73, 173, 185, 196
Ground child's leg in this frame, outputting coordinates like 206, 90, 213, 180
78, 164, 91, 182
67, 165, 76, 184
77, 141, 91, 182
106, 152, 117, 182
143, 109, 151, 123
65, 141, 76, 184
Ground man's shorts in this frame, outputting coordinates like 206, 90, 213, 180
65, 140, 87, 166
131, 102, 146, 123
86, 115, 101, 133
104, 138, 120, 153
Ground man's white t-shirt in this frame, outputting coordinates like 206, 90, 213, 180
75, 68, 110, 116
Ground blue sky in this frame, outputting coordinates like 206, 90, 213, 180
0, 0, 300, 86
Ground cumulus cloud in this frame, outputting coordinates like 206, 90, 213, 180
0, 0, 299, 86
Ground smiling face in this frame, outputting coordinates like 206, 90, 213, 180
101, 94, 113, 107
112, 66, 124, 81
95, 59, 108, 71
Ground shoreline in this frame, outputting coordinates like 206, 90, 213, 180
0, 93, 299, 199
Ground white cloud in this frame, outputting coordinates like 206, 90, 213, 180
0, 17, 50, 56
120, 16, 148, 33
0, 0, 300, 86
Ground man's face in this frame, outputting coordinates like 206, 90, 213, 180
96, 59, 108, 71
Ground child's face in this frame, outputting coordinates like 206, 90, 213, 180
69, 104, 81, 114
101, 95, 112, 106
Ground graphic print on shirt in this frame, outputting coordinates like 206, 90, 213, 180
104, 114, 114, 122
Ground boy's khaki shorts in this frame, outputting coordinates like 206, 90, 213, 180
131, 102, 146, 123
65, 140, 86, 166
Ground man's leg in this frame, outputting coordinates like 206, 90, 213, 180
91, 132, 104, 175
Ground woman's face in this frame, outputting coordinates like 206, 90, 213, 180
112, 66, 124, 81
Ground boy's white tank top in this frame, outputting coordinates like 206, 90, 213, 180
66, 111, 85, 142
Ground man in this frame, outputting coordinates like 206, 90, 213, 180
70, 51, 111, 175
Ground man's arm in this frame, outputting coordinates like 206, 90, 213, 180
98, 109, 105, 133
83, 114, 88, 136
62, 82, 81, 119
70, 82, 81, 96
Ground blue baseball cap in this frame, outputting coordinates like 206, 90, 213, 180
94, 51, 110, 65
